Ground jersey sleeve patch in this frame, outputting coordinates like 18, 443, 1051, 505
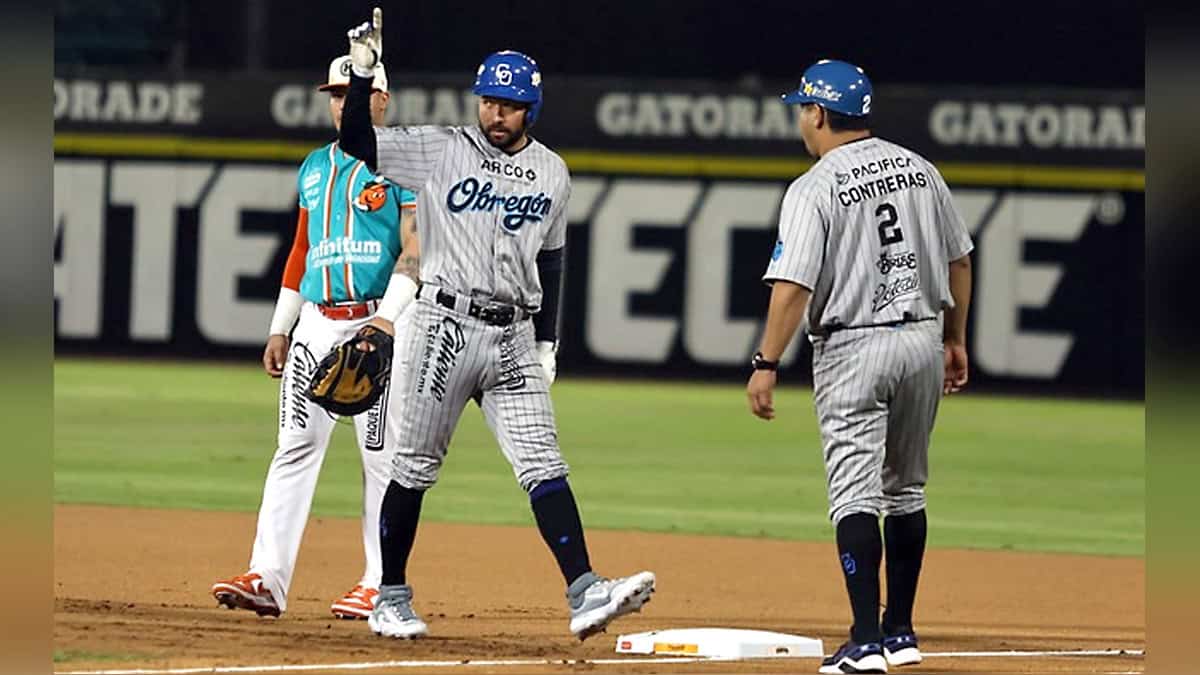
353, 178, 389, 212
762, 177, 826, 288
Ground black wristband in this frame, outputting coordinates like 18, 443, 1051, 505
752, 351, 779, 371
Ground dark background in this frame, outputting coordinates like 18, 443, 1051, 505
51, 0, 1147, 398
56, 0, 1144, 87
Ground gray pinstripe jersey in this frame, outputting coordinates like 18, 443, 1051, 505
763, 137, 973, 337
373, 124, 569, 312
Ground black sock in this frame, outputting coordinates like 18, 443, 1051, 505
836, 512, 884, 644
379, 480, 425, 586
530, 478, 592, 585
882, 510, 927, 635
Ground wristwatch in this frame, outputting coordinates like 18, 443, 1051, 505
751, 351, 779, 371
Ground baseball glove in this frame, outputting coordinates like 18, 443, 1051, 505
305, 325, 394, 416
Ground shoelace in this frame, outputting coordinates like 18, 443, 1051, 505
589, 578, 616, 592
382, 603, 418, 619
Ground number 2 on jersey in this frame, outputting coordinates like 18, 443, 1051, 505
876, 203, 903, 245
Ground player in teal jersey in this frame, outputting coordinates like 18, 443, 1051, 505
211, 55, 420, 622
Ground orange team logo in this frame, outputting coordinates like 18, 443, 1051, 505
354, 182, 388, 212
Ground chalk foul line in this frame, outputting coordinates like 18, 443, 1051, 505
55, 648, 1146, 675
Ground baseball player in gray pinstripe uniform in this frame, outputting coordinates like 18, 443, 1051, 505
746, 60, 973, 675
336, 9, 654, 641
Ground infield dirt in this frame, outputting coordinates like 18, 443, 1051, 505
55, 504, 1143, 674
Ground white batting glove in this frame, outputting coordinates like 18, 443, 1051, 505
535, 340, 557, 385
346, 7, 383, 77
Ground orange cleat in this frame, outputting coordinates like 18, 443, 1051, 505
331, 584, 379, 620
212, 572, 281, 618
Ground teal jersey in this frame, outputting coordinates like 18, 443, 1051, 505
296, 142, 416, 304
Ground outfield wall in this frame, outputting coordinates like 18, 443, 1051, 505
53, 69, 1144, 395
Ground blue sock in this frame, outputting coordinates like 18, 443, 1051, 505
837, 512, 883, 644
379, 481, 425, 586
883, 510, 927, 635
530, 478, 592, 586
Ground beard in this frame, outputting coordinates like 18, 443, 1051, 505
479, 121, 524, 151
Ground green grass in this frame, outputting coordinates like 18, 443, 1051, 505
54, 358, 1144, 556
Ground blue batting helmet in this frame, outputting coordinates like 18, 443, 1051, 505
781, 59, 873, 117
473, 50, 543, 125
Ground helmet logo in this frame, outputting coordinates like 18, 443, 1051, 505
802, 78, 843, 102
472, 51, 543, 124
495, 63, 513, 85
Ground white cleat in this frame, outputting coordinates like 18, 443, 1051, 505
367, 584, 428, 639
568, 571, 656, 641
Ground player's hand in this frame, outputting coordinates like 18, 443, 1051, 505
746, 370, 777, 420
366, 316, 395, 337
535, 340, 557, 384
943, 340, 969, 394
263, 334, 290, 378
351, 321, 395, 355
347, 7, 383, 76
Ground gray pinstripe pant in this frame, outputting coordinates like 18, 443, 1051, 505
811, 322, 943, 524
387, 296, 568, 492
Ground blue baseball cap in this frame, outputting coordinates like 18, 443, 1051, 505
781, 59, 873, 117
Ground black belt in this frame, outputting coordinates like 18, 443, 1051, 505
430, 288, 521, 327
822, 316, 937, 335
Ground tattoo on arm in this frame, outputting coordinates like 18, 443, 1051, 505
396, 211, 420, 281
396, 254, 420, 282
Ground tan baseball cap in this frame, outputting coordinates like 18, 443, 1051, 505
318, 55, 389, 92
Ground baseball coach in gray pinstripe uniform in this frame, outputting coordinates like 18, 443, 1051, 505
746, 59, 973, 675
337, 9, 655, 643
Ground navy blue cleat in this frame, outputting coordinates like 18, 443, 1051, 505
819, 640, 888, 674
882, 632, 922, 666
